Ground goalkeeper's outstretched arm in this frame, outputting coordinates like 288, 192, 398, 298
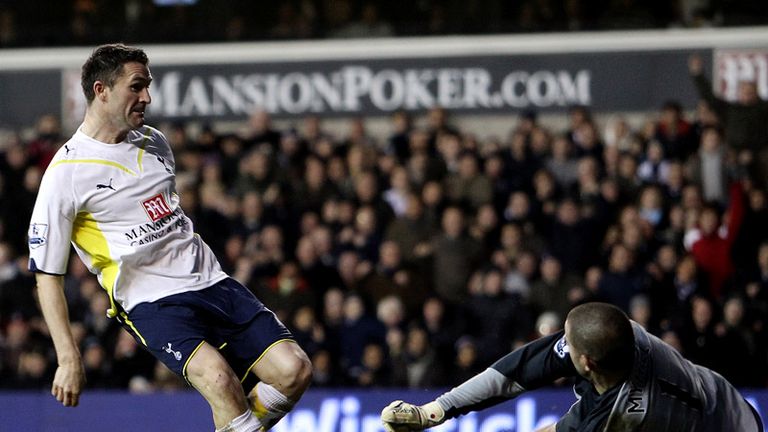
381, 331, 577, 431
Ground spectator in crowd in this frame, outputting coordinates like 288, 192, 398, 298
448, 336, 483, 387
376, 295, 406, 334
360, 240, 427, 317
471, 266, 531, 362
258, 261, 314, 321
716, 296, 761, 387
295, 233, 340, 296
382, 165, 411, 217
597, 243, 647, 312
529, 254, 582, 320
352, 343, 391, 387
386, 111, 412, 162
681, 295, 720, 371
0, 143, 37, 253
686, 183, 745, 300
351, 170, 395, 229
685, 127, 729, 205
548, 198, 597, 273
245, 110, 281, 151
571, 122, 604, 160
603, 117, 635, 152
503, 250, 538, 300
81, 338, 111, 389
427, 206, 483, 305
628, 294, 653, 331
390, 325, 446, 388
293, 156, 338, 214
338, 293, 386, 380
110, 330, 156, 389
445, 151, 493, 210
689, 53, 768, 189
574, 156, 602, 206
0, 253, 37, 321
469, 203, 503, 256
655, 100, 695, 161
11, 344, 51, 389
384, 192, 435, 264
418, 296, 462, 366
732, 189, 768, 271
506, 131, 540, 192
26, 114, 62, 170
638, 140, 672, 185
545, 135, 580, 189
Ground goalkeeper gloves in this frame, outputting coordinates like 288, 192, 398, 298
381, 400, 446, 431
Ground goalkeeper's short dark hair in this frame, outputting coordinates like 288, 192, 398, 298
567, 302, 635, 373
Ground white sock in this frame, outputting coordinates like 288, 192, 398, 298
249, 382, 295, 429
215, 409, 263, 432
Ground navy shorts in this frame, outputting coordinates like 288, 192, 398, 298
120, 277, 293, 389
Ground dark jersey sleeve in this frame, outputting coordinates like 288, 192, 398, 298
437, 330, 579, 419
491, 330, 577, 388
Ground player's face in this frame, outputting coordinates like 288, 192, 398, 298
107, 62, 152, 130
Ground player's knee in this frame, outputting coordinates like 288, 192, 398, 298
276, 348, 312, 395
295, 352, 313, 389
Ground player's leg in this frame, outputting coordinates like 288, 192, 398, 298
246, 341, 312, 428
120, 293, 263, 431
185, 341, 262, 430
208, 277, 313, 430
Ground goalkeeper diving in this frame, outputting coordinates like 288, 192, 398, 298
381, 302, 762, 432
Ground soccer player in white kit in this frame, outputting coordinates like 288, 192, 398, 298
28, 44, 311, 432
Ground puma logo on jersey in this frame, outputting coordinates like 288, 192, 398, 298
64, 144, 73, 154
96, 178, 116, 191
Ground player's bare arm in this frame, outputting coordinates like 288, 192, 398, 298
36, 273, 86, 407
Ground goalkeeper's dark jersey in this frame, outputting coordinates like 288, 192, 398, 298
439, 323, 762, 431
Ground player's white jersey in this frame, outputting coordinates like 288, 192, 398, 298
28, 125, 227, 312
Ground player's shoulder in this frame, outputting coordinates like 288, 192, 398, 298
140, 124, 166, 139
129, 125, 174, 159
128, 125, 168, 146
45, 135, 84, 172
35, 138, 82, 193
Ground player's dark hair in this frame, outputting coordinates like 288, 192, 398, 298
81, 43, 148, 104
567, 302, 635, 373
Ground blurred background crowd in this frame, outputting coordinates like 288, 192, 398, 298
0, 0, 767, 48
2, 53, 768, 393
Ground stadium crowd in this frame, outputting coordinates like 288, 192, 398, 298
0, 0, 766, 48
1, 64, 768, 393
